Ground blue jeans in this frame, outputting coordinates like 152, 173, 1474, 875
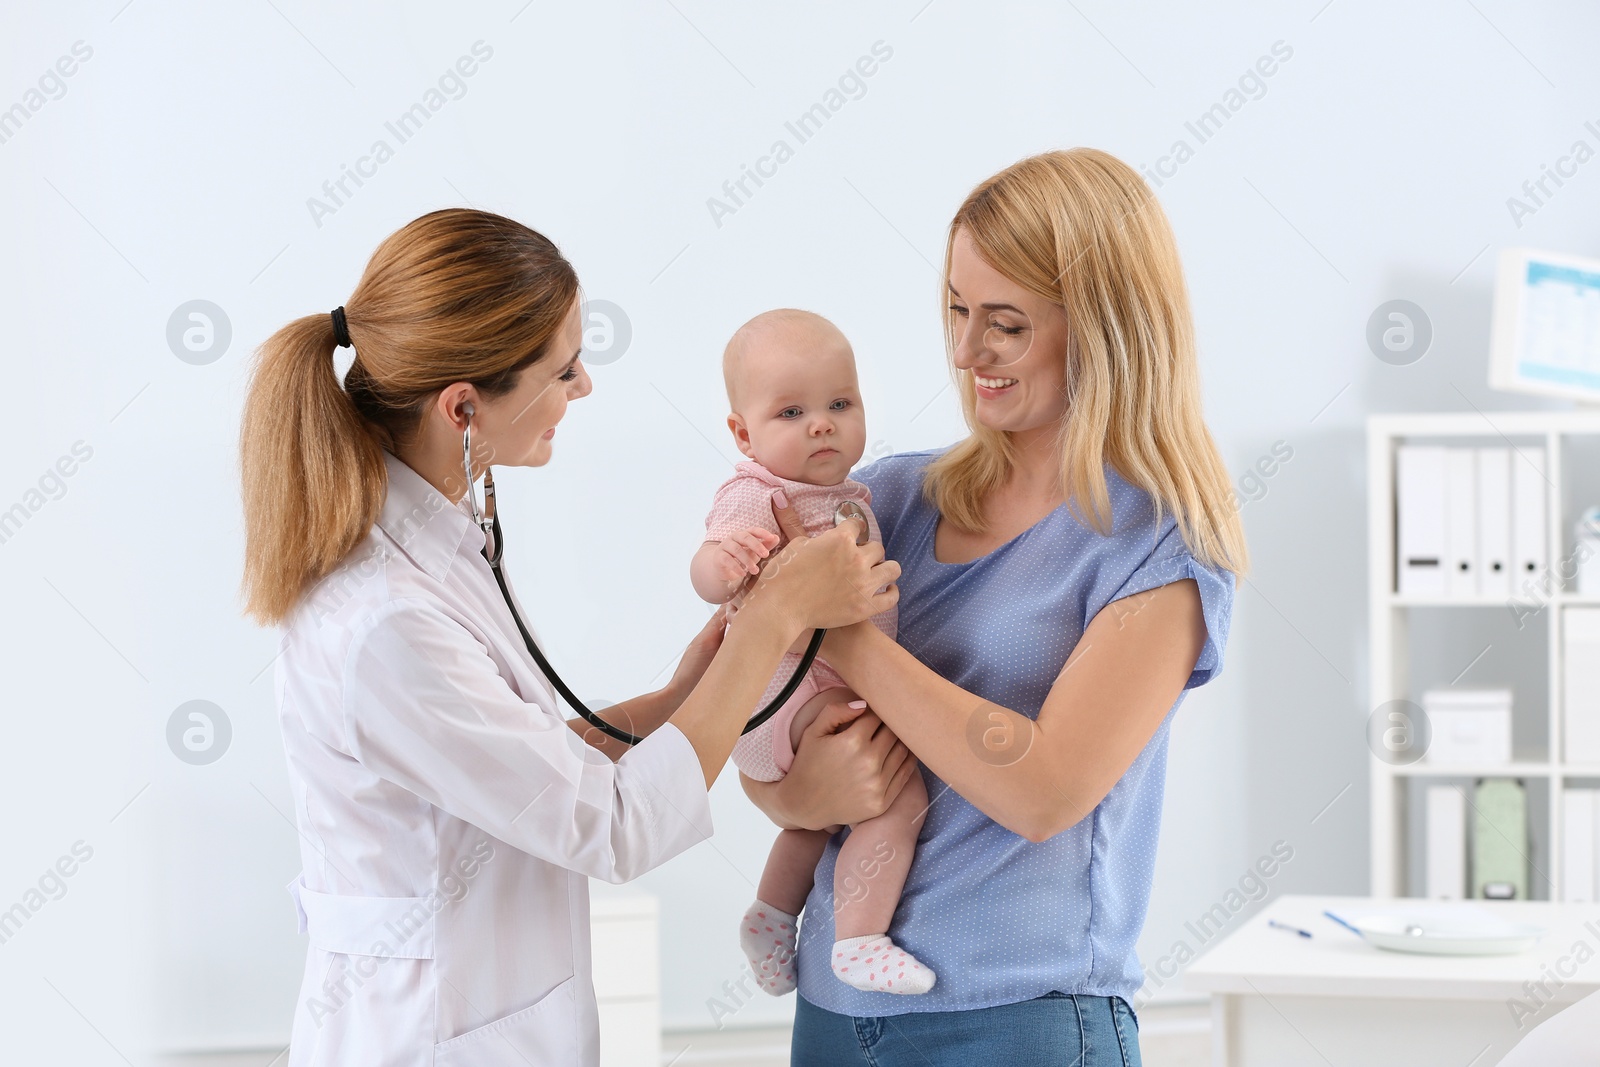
792, 991, 1141, 1067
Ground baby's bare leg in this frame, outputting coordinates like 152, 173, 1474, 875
737, 687, 857, 997
754, 684, 860, 914
828, 767, 936, 994
756, 828, 829, 916
785, 685, 937, 994
833, 765, 927, 940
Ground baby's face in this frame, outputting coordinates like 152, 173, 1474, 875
727, 323, 866, 485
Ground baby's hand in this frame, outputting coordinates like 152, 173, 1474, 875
713, 527, 781, 583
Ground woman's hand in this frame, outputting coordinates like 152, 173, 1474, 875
740, 492, 898, 639
743, 698, 918, 831
663, 604, 729, 708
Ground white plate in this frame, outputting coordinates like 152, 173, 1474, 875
1346, 912, 1544, 956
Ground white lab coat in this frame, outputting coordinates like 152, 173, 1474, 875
274, 449, 713, 1066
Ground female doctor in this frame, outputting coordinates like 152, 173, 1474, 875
237, 208, 905, 1066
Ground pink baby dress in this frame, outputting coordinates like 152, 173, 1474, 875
702, 460, 898, 781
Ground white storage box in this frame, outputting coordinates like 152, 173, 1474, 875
1422, 688, 1512, 765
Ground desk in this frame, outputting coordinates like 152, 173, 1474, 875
1184, 895, 1600, 1066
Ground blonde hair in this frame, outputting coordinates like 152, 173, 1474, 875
926, 148, 1248, 576
239, 208, 579, 625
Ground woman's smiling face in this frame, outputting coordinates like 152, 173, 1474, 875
946, 227, 1072, 436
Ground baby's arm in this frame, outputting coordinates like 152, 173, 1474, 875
690, 527, 781, 604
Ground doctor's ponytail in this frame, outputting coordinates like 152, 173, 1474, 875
239, 208, 578, 626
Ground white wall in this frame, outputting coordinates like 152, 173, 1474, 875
2, 0, 1596, 1055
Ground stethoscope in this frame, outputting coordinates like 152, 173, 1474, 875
460, 406, 868, 746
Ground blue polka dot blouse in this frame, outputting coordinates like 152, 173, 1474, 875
794, 445, 1237, 1016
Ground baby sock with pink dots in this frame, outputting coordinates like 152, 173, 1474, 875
739, 900, 799, 995
831, 933, 936, 994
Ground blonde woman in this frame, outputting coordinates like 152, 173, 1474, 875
238, 209, 902, 1066
744, 149, 1247, 1066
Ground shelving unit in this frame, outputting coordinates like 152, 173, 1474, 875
1368, 411, 1600, 900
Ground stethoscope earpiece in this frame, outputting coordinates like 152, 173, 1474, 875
460, 403, 495, 554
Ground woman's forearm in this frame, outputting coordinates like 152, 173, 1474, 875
574, 590, 803, 773
671, 602, 802, 787
566, 686, 680, 762
822, 585, 1203, 842
822, 624, 1055, 836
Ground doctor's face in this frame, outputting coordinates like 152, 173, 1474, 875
483, 297, 591, 468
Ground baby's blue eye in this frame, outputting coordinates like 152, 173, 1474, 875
830, 399, 850, 410
779, 407, 801, 419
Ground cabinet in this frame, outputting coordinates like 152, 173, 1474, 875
591, 888, 660, 1067
1368, 412, 1600, 900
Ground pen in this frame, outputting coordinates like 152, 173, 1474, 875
1322, 910, 1363, 937
1267, 919, 1312, 938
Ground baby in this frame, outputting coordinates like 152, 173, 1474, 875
691, 309, 934, 997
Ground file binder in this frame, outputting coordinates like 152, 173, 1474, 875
1511, 447, 1547, 595
1397, 445, 1447, 596
1471, 778, 1527, 900
1444, 448, 1477, 598
1476, 448, 1512, 598
1426, 785, 1466, 899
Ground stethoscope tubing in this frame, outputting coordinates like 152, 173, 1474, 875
479, 476, 825, 747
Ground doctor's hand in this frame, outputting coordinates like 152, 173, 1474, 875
664, 604, 728, 706
744, 492, 898, 642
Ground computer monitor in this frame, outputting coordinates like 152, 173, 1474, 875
1489, 247, 1600, 403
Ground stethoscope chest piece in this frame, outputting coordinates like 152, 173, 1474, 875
834, 500, 869, 545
